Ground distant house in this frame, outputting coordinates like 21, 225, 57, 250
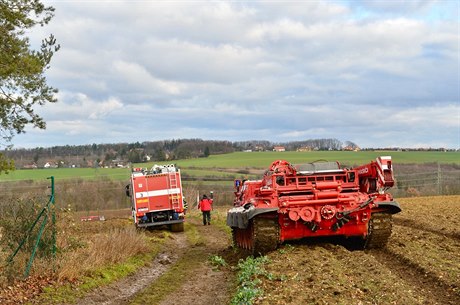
297, 146, 312, 152
273, 146, 286, 152
343, 146, 361, 152
111, 159, 129, 168
43, 162, 57, 168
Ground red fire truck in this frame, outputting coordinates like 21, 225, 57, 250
126, 164, 185, 231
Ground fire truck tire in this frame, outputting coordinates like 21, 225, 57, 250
170, 222, 185, 232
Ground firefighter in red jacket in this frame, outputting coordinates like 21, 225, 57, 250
198, 193, 213, 225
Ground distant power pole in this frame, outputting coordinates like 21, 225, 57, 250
437, 162, 442, 195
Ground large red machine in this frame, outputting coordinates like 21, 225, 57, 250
126, 164, 185, 231
227, 156, 401, 254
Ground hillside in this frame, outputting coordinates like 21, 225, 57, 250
3, 138, 455, 170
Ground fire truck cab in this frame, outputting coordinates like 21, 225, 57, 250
126, 164, 185, 231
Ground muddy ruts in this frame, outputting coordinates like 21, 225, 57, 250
232, 214, 279, 255
365, 213, 393, 249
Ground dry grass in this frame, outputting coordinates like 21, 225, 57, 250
0, 209, 151, 286
57, 226, 150, 281
3, 218, 152, 300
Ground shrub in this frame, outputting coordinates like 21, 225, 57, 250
231, 256, 270, 305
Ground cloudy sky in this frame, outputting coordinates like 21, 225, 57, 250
16, 0, 459, 149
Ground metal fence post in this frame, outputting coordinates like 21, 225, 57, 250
48, 176, 56, 268
7, 176, 57, 278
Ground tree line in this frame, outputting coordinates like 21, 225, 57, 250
2, 138, 353, 168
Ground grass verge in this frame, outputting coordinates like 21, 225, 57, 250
35, 231, 167, 304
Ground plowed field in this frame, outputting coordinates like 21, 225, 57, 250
253, 195, 460, 305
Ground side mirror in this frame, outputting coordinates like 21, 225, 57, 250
125, 184, 131, 197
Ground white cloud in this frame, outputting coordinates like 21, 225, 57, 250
112, 60, 184, 95
88, 97, 123, 119
352, 0, 438, 13
392, 104, 459, 127
12, 0, 460, 149
41, 92, 123, 120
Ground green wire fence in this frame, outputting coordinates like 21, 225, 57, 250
6, 176, 56, 278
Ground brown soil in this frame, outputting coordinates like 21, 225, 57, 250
254, 195, 460, 305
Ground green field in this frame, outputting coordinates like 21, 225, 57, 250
1, 151, 458, 182
0, 167, 130, 182
174, 151, 459, 168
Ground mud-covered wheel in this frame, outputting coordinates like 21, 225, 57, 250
170, 222, 184, 232
365, 212, 393, 249
232, 214, 279, 256
348, 212, 393, 250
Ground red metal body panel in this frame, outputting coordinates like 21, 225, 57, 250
279, 212, 369, 242
229, 157, 399, 242
132, 173, 182, 216
129, 166, 184, 225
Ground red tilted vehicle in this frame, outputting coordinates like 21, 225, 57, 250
126, 164, 185, 231
227, 156, 401, 254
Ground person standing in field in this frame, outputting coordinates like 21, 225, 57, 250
198, 193, 213, 225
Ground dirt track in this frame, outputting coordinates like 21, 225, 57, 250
74, 233, 188, 305
68, 215, 234, 305
156, 218, 234, 305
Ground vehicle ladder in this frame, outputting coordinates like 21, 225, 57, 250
167, 171, 180, 210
